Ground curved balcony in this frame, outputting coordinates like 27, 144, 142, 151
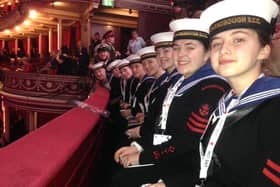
0, 70, 93, 143
1, 70, 92, 112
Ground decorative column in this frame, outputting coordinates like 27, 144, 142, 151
2, 98, 10, 143
27, 111, 38, 132
1, 40, 5, 49
34, 111, 38, 129
48, 28, 53, 53
14, 38, 18, 56
57, 19, 62, 50
38, 33, 43, 58
81, 18, 91, 49
27, 37, 31, 57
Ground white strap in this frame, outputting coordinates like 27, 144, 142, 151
159, 76, 184, 130
129, 78, 136, 105
199, 113, 227, 179
199, 98, 237, 180
144, 81, 156, 113
120, 80, 126, 101
131, 79, 144, 108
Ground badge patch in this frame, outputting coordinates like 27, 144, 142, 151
199, 104, 210, 117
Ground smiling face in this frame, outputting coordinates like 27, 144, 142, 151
120, 66, 133, 80
210, 28, 270, 81
98, 50, 110, 61
94, 68, 107, 81
130, 63, 145, 79
142, 57, 162, 77
173, 39, 209, 78
156, 46, 175, 73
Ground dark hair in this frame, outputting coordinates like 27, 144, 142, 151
255, 29, 272, 46
201, 40, 209, 50
173, 0, 187, 7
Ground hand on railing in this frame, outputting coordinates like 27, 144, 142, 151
70, 100, 110, 118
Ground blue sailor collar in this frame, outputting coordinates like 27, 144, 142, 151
134, 75, 154, 93
167, 69, 181, 84
169, 69, 180, 79
216, 75, 280, 116
142, 75, 155, 82
149, 72, 169, 94
175, 64, 225, 97
157, 72, 169, 87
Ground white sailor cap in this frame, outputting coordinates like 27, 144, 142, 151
169, 18, 209, 46
137, 46, 156, 61
126, 54, 141, 65
118, 59, 130, 69
107, 59, 121, 71
150, 32, 174, 50
88, 61, 105, 71
200, 0, 279, 39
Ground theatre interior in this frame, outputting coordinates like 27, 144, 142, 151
0, 0, 279, 186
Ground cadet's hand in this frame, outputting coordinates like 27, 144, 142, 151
126, 126, 141, 139
114, 146, 138, 163
120, 109, 131, 118
120, 102, 130, 109
120, 152, 140, 168
136, 112, 145, 123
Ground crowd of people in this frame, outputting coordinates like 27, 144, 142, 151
88, 0, 280, 187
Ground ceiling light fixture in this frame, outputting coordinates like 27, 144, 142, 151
29, 10, 38, 19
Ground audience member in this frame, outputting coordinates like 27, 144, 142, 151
90, 32, 102, 56
75, 40, 90, 76
126, 30, 146, 55
56, 46, 75, 75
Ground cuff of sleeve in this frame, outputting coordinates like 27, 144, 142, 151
130, 141, 143, 152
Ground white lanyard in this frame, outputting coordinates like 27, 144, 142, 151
199, 113, 227, 180
108, 74, 113, 84
129, 78, 136, 105
132, 79, 144, 108
159, 76, 184, 130
144, 76, 168, 112
120, 80, 126, 101
199, 97, 237, 181
144, 80, 156, 113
